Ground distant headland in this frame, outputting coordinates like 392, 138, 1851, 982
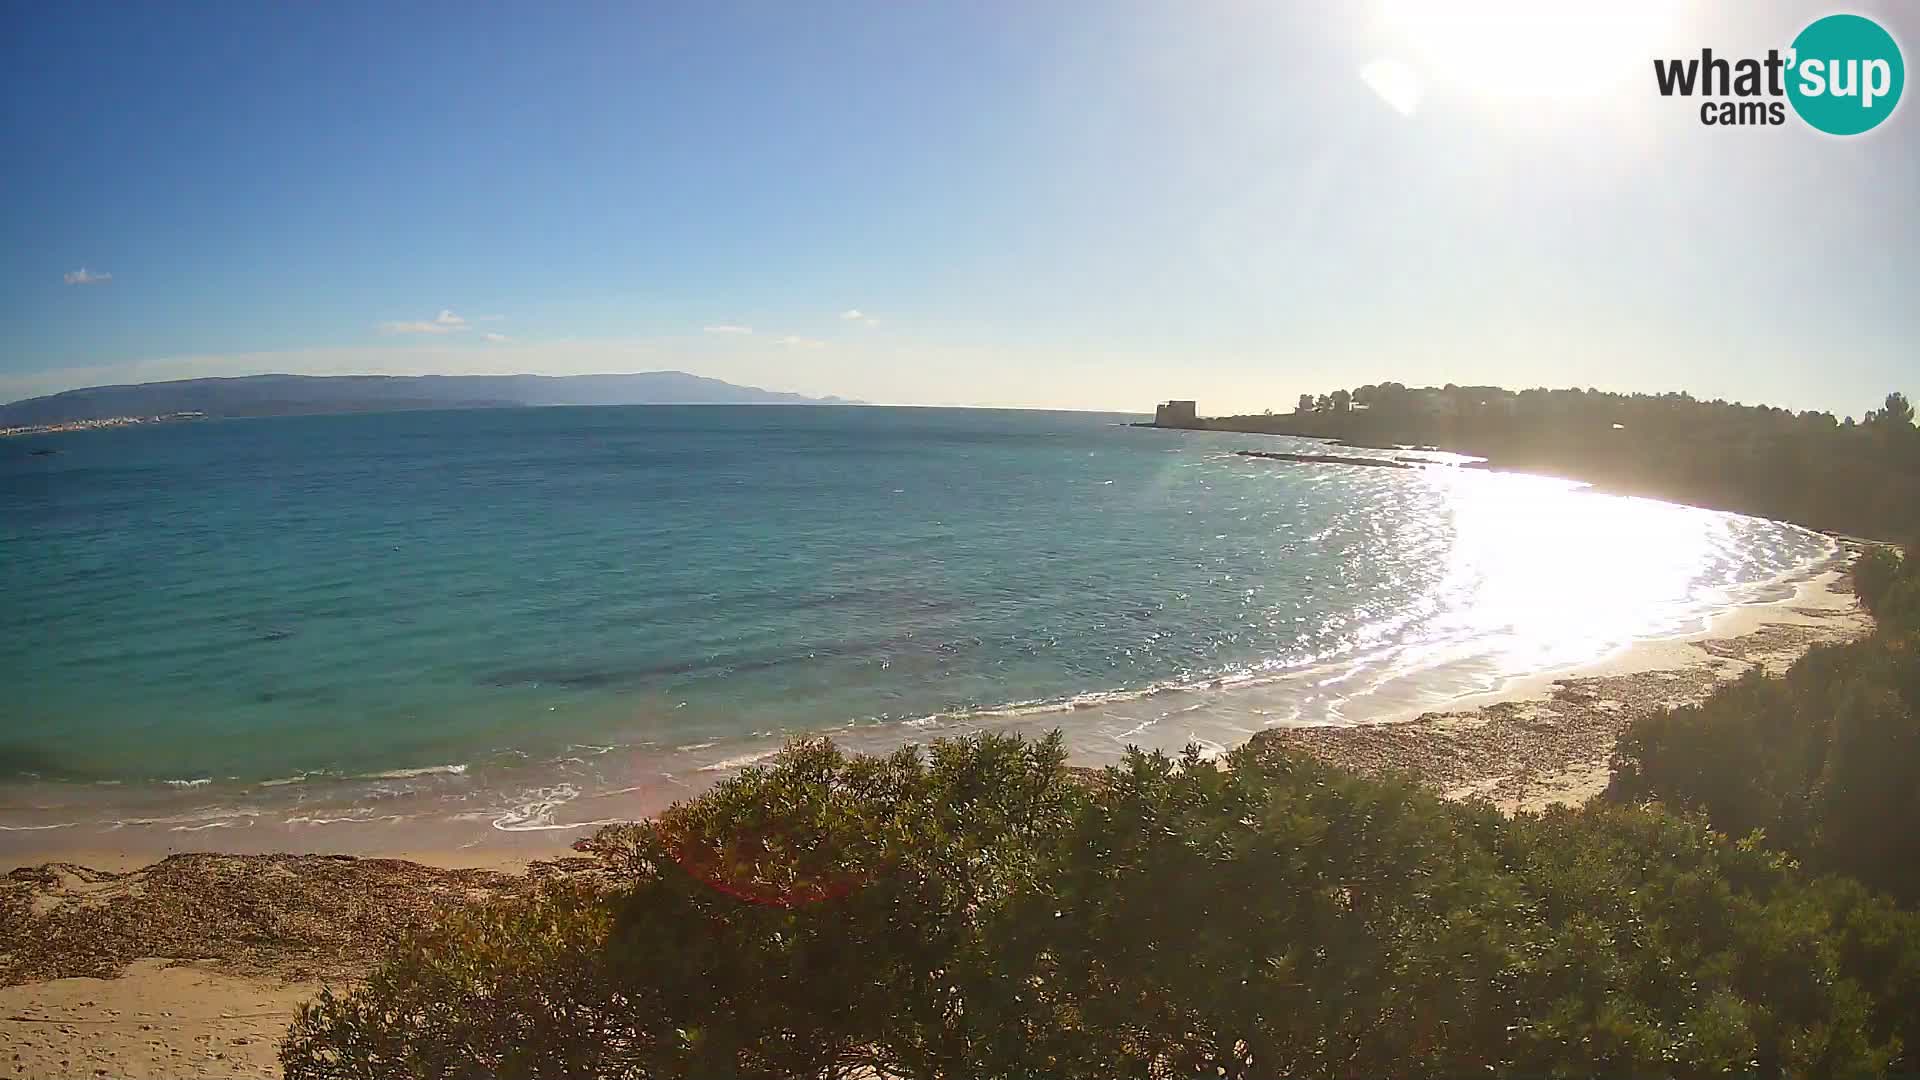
0, 372, 856, 429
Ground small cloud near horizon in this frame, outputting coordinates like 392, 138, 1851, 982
380, 309, 470, 335
777, 335, 826, 348
840, 309, 878, 326
64, 268, 113, 285
704, 324, 754, 335
484, 332, 512, 343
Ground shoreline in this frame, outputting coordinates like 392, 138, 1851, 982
0, 555, 1874, 1078
2, 544, 1865, 872
1251, 561, 1869, 813
1, 554, 1869, 877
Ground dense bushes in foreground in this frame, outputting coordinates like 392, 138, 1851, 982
1608, 542, 1920, 904
283, 733, 1920, 1079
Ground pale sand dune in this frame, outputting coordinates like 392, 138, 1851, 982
0, 961, 310, 1078
0, 852, 601, 1077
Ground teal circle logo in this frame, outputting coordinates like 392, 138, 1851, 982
1787, 14, 1904, 135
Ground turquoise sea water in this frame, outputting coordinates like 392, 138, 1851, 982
0, 406, 1834, 842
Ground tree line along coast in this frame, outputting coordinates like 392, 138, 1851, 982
1156, 384, 1920, 544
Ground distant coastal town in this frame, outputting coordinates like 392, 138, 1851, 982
0, 411, 204, 438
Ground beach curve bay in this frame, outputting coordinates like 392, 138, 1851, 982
0, 405, 1835, 855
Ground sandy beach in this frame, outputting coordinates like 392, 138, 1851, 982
1250, 562, 1871, 813
0, 558, 1874, 1076
0, 851, 615, 1076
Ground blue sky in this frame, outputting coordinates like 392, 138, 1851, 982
3, 2, 1915, 415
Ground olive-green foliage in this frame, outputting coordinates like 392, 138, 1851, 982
1852, 546, 1904, 617
284, 732, 1079, 1080
283, 734, 1920, 1079
1609, 544, 1920, 905
1853, 541, 1920, 628
280, 882, 619, 1080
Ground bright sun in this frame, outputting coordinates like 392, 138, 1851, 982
1377, 0, 1684, 104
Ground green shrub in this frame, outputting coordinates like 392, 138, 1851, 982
1853, 545, 1904, 618
280, 882, 621, 1080
282, 735, 1920, 1079
1607, 625, 1920, 905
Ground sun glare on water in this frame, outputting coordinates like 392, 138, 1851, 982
1422, 469, 1724, 673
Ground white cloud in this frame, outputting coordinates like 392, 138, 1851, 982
777, 335, 826, 349
64, 268, 113, 285
379, 309, 470, 335
704, 324, 754, 335
484, 332, 512, 343
474, 314, 506, 322
840, 309, 879, 326
380, 320, 456, 335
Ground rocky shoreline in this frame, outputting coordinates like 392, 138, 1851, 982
1250, 572, 1870, 814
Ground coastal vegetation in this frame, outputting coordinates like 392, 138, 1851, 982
284, 543, 1920, 1079
1608, 539, 1920, 905
1203, 386, 1920, 542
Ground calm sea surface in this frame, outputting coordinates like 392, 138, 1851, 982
0, 406, 1834, 843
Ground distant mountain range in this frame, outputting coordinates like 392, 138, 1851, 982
0, 372, 855, 426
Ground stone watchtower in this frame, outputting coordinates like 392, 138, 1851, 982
1154, 400, 1198, 428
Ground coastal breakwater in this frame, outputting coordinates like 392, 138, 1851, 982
1234, 449, 1431, 470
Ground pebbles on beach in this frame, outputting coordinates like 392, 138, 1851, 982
1249, 594, 1870, 815
0, 852, 603, 987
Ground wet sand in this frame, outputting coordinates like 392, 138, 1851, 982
0, 561, 1874, 1077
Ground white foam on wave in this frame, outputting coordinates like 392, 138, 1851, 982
257, 772, 326, 787
110, 808, 264, 829
0, 821, 80, 831
357, 763, 469, 780
894, 674, 1255, 733
165, 778, 212, 788
489, 783, 625, 832
286, 812, 408, 826
696, 748, 785, 773
170, 818, 255, 833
